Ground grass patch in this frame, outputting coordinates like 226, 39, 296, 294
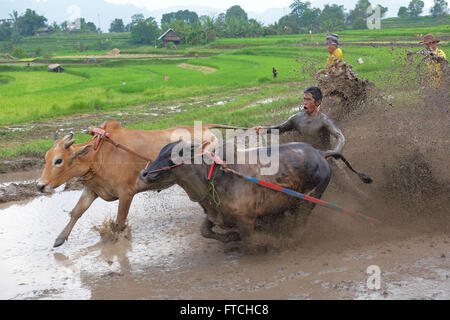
1, 25, 449, 160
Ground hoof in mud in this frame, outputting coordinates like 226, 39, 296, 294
223, 231, 241, 243
223, 242, 243, 253
93, 218, 131, 243
243, 244, 269, 255
53, 237, 67, 248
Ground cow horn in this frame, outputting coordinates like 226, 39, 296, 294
64, 139, 75, 149
54, 131, 59, 141
63, 132, 75, 149
63, 132, 73, 141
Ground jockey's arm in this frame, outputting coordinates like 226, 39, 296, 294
323, 116, 345, 153
263, 114, 295, 134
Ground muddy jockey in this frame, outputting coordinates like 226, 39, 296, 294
253, 86, 369, 208
316, 33, 343, 76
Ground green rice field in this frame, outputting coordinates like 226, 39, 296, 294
0, 25, 449, 160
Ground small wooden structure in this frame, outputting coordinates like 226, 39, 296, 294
48, 64, 64, 73
158, 28, 182, 47
108, 48, 120, 56
35, 27, 53, 36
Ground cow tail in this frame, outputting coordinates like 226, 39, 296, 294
321, 151, 373, 184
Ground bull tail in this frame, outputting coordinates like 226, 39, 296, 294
206, 124, 250, 130
321, 151, 373, 184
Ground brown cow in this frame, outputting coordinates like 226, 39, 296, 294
37, 120, 226, 247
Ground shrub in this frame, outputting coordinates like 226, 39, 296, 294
12, 46, 29, 59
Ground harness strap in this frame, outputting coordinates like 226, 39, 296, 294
89, 127, 153, 167
207, 162, 215, 180
43, 162, 78, 187
144, 162, 184, 175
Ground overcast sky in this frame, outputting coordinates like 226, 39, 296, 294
103, 0, 435, 14
0, 0, 439, 31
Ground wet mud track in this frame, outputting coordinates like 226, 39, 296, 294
1, 177, 448, 299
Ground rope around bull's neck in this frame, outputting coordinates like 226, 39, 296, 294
187, 166, 221, 207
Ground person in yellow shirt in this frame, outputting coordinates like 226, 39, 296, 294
317, 34, 343, 76
326, 34, 343, 66
420, 33, 447, 88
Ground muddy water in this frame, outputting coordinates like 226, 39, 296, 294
1, 180, 448, 300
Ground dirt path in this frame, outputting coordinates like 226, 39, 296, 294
53, 54, 185, 59
177, 63, 217, 74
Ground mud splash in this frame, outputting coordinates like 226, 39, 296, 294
318, 60, 378, 122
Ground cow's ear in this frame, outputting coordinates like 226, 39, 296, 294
72, 144, 93, 159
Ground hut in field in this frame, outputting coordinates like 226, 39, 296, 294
108, 48, 120, 56
35, 27, 53, 36
48, 64, 64, 72
158, 28, 182, 47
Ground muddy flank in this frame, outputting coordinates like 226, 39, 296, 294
0, 53, 449, 299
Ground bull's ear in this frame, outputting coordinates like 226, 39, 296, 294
72, 144, 93, 159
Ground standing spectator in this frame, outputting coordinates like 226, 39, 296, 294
272, 67, 278, 79
420, 33, 447, 89
316, 34, 343, 76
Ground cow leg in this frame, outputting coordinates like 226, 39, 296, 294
200, 217, 240, 243
114, 194, 134, 232
295, 180, 330, 237
54, 188, 98, 247
236, 215, 258, 249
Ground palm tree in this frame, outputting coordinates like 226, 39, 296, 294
9, 10, 19, 33
289, 0, 311, 16
200, 15, 215, 43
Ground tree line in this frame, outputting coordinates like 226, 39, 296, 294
398, 0, 448, 17
0, 9, 99, 43
123, 0, 448, 45
1, 0, 448, 46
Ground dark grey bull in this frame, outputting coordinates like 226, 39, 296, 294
137, 141, 372, 247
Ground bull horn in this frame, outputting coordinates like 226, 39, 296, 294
54, 131, 59, 141
64, 139, 75, 149
63, 132, 75, 149
63, 132, 74, 141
